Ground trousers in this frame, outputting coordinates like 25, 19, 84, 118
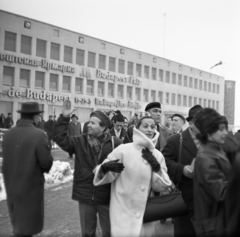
78, 202, 110, 237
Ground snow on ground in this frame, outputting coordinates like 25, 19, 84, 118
0, 161, 73, 201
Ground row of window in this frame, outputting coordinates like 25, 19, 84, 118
2, 66, 220, 107
3, 31, 220, 93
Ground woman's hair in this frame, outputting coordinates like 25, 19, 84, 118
194, 108, 228, 144
135, 116, 155, 129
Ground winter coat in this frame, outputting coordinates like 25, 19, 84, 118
0, 115, 5, 128
36, 119, 45, 131
94, 127, 172, 237
44, 119, 55, 140
162, 128, 197, 237
109, 127, 127, 140
2, 119, 53, 235
68, 121, 82, 136
53, 115, 122, 204
192, 142, 231, 237
123, 124, 172, 151
4, 117, 14, 128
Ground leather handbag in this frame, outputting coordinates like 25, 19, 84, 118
143, 133, 188, 223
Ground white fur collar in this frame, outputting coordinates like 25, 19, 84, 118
133, 127, 159, 151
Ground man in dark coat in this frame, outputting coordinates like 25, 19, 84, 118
171, 114, 185, 134
109, 114, 127, 140
4, 113, 14, 128
162, 105, 203, 237
44, 115, 54, 146
2, 102, 53, 237
123, 102, 172, 151
54, 101, 122, 237
36, 114, 45, 131
0, 113, 5, 128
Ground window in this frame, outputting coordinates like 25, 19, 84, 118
199, 98, 202, 106
50, 43, 60, 61
136, 64, 142, 77
183, 95, 187, 107
165, 71, 170, 83
166, 92, 170, 104
208, 100, 211, 107
177, 94, 181, 106
143, 89, 149, 102
49, 74, 58, 90
109, 57, 116, 72
171, 93, 176, 105
3, 66, 14, 85
4, 31, 16, 52
76, 49, 85, 66
98, 54, 106, 70
75, 77, 83, 93
158, 91, 163, 104
199, 80, 203, 90
189, 96, 192, 107
216, 101, 219, 110
20, 69, 30, 88
98, 81, 105, 96
194, 97, 197, 105
212, 100, 215, 109
203, 99, 206, 107
127, 86, 132, 99
204, 81, 207, 91
178, 75, 182, 86
87, 80, 94, 95
159, 69, 164, 81
64, 46, 73, 63
21, 35, 32, 55
184, 76, 188, 87
144, 66, 149, 79
217, 85, 220, 94
108, 83, 114, 97
151, 90, 156, 101
135, 88, 141, 101
63, 76, 71, 92
118, 85, 124, 98
172, 73, 176, 84
35, 71, 44, 89
36, 39, 47, 58
194, 78, 198, 89
208, 82, 211, 92
189, 77, 193, 88
152, 68, 157, 80
88, 52, 96, 68
118, 59, 125, 74
213, 83, 216, 93
127, 62, 134, 76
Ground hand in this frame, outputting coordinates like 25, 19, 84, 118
183, 165, 194, 179
62, 100, 76, 117
142, 148, 161, 173
101, 159, 125, 173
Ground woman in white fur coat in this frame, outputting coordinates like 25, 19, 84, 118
93, 116, 172, 237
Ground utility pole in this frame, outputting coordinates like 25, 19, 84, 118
163, 13, 166, 58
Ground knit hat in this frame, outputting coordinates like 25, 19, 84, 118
145, 102, 161, 111
171, 114, 186, 124
194, 108, 228, 135
90, 110, 111, 128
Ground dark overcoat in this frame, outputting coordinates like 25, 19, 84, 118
193, 142, 231, 237
68, 121, 82, 136
162, 128, 197, 237
2, 120, 53, 236
109, 127, 126, 140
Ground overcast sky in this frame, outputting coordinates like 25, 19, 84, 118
1, 0, 240, 124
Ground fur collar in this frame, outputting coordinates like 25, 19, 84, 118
132, 127, 159, 151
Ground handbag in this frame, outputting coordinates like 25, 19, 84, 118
143, 133, 188, 223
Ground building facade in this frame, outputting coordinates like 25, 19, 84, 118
0, 10, 225, 125
224, 80, 235, 125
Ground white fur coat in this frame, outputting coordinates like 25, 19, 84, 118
93, 127, 172, 237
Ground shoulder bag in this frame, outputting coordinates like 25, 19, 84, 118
143, 133, 188, 223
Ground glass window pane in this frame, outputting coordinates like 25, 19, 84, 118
3, 66, 14, 85
109, 57, 116, 72
21, 35, 32, 55
144, 66, 149, 79
88, 52, 96, 68
4, 31, 16, 52
177, 94, 181, 106
75, 77, 83, 93
63, 76, 71, 91
127, 86, 132, 99
118, 59, 125, 74
118, 85, 124, 98
158, 91, 163, 103
50, 43, 60, 61
36, 39, 47, 58
20, 69, 30, 88
165, 71, 170, 83
151, 90, 156, 101
159, 69, 164, 81
64, 46, 73, 63
172, 73, 176, 84
98, 55, 106, 70
108, 83, 114, 97
171, 93, 176, 105
166, 93, 169, 104
136, 64, 142, 77
127, 62, 134, 76
152, 68, 157, 80
49, 74, 58, 90
184, 76, 188, 87
76, 49, 85, 66
178, 75, 182, 86
194, 78, 198, 89
87, 80, 94, 94
98, 81, 104, 96
35, 71, 44, 88
144, 89, 149, 102
135, 88, 141, 101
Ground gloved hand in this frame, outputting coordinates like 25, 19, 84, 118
142, 148, 161, 173
101, 159, 125, 174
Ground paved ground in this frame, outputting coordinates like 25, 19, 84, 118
0, 148, 173, 237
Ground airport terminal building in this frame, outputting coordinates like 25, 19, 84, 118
0, 10, 224, 124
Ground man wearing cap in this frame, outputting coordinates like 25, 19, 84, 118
2, 102, 53, 237
54, 102, 123, 237
171, 114, 186, 134
123, 102, 171, 151
162, 105, 203, 237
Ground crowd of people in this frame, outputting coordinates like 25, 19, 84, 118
1, 100, 240, 237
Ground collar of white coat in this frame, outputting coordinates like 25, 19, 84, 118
133, 127, 159, 151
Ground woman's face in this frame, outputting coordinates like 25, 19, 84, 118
138, 118, 156, 139
208, 123, 228, 144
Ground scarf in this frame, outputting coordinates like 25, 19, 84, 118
189, 127, 200, 149
87, 129, 109, 159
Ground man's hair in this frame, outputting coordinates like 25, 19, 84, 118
113, 114, 124, 123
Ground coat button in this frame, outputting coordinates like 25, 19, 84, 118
140, 186, 145, 191
136, 213, 141, 218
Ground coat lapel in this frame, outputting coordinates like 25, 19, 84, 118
182, 128, 198, 157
